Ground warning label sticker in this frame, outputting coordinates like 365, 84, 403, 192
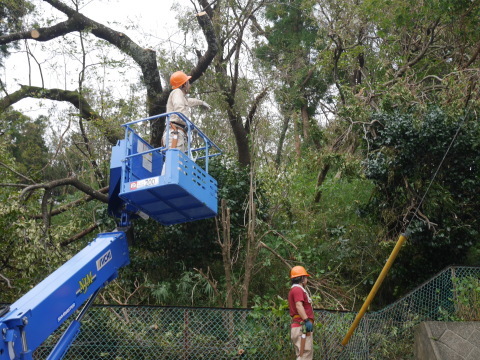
137, 141, 153, 172
130, 176, 159, 190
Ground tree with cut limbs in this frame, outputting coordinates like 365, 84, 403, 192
0, 0, 218, 147
0, 0, 218, 229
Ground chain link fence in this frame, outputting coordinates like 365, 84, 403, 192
28, 266, 480, 359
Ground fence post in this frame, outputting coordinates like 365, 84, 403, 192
451, 267, 458, 316
183, 309, 189, 360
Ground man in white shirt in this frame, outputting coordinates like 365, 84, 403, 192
163, 71, 211, 152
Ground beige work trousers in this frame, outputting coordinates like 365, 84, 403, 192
162, 127, 187, 153
291, 326, 313, 360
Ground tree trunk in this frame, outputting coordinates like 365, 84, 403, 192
0, 4, 217, 149
301, 104, 310, 142
275, 115, 290, 165
313, 163, 331, 204
294, 112, 301, 158
218, 199, 234, 308
241, 168, 257, 307
229, 112, 251, 167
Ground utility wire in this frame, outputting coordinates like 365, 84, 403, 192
405, 114, 469, 235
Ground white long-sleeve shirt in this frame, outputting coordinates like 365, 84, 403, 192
166, 88, 204, 126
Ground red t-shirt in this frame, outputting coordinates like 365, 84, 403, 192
288, 285, 314, 328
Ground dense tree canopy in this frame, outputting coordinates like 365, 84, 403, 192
0, 0, 478, 312
362, 108, 480, 298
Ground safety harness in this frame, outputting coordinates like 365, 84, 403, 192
166, 122, 187, 149
291, 284, 314, 325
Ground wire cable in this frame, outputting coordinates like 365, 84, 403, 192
405, 114, 469, 235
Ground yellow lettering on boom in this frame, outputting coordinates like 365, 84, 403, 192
76, 272, 96, 295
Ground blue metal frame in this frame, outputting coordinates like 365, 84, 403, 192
121, 112, 222, 172
113, 112, 222, 225
0, 232, 130, 360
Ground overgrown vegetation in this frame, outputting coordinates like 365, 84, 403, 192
439, 276, 480, 321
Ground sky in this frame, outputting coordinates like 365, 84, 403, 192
3, 0, 194, 118
80, 0, 191, 48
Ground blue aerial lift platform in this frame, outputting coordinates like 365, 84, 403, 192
108, 112, 222, 226
0, 112, 221, 360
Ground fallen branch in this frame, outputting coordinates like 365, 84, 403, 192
60, 223, 100, 247
0, 183, 31, 188
0, 273, 12, 288
20, 176, 108, 203
32, 186, 109, 219
258, 241, 291, 268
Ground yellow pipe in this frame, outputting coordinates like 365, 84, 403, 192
341, 233, 407, 346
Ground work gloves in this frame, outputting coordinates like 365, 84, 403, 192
302, 319, 313, 333
202, 101, 211, 110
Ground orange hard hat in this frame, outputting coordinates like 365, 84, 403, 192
170, 71, 192, 89
290, 266, 310, 278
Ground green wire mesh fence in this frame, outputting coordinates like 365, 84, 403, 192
31, 266, 479, 359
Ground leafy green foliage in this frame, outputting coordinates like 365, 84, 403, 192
363, 108, 480, 292
0, 0, 33, 65
0, 111, 49, 179
438, 276, 480, 322
450, 276, 480, 321
0, 194, 64, 301
115, 159, 258, 306
257, 150, 385, 307
1, 0, 479, 319
255, 0, 331, 149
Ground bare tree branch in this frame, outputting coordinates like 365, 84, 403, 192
1, 0, 218, 148
248, 14, 265, 37
0, 273, 12, 288
197, 0, 215, 19
210, 0, 265, 166
245, 87, 268, 134
60, 223, 100, 247
189, 12, 219, 83
0, 85, 122, 144
216, 198, 234, 307
258, 241, 291, 268
41, 188, 53, 233
384, 19, 440, 87
0, 183, 31, 188
32, 186, 109, 219
464, 41, 480, 69
0, 160, 35, 183
20, 176, 109, 203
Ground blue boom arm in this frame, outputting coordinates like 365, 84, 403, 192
0, 232, 130, 360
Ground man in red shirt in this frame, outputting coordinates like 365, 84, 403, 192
288, 266, 314, 360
